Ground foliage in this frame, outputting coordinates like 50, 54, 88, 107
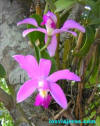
54, 0, 76, 13
0, 64, 6, 78
0, 79, 14, 126
0, 103, 14, 126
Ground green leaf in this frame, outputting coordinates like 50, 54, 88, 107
54, 0, 76, 13
89, 18, 100, 25
96, 116, 100, 126
85, 45, 100, 88
75, 26, 95, 56
89, 46, 100, 84
50, 57, 57, 74
45, 0, 56, 12
0, 64, 6, 78
92, 1, 100, 18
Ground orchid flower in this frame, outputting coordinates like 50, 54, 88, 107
17, 11, 85, 57
13, 55, 80, 109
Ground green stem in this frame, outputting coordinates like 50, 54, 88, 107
40, 36, 51, 52
39, 49, 42, 59
62, 39, 71, 69
55, 13, 60, 69
44, 2, 49, 14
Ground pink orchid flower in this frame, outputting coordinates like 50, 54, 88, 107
17, 11, 85, 57
13, 55, 80, 109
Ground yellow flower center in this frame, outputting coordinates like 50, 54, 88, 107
39, 90, 47, 98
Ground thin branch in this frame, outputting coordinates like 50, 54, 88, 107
53, 101, 72, 120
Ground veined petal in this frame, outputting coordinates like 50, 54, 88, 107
17, 79, 37, 103
17, 18, 38, 27
53, 29, 77, 36
45, 35, 57, 57
47, 70, 81, 82
49, 82, 67, 109
23, 28, 47, 37
62, 20, 85, 33
47, 11, 57, 24
39, 58, 51, 77
34, 94, 52, 108
13, 55, 39, 79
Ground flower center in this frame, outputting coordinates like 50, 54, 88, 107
38, 78, 49, 90
39, 89, 48, 98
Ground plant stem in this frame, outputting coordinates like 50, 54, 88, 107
40, 36, 51, 52
62, 38, 72, 69
44, 1, 49, 14
72, 32, 83, 71
36, 0, 41, 16
55, 13, 60, 69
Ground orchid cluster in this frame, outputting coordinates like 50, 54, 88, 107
14, 11, 85, 109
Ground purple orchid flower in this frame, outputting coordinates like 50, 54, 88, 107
13, 55, 80, 109
17, 11, 85, 57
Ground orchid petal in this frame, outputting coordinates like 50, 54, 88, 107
17, 79, 37, 103
13, 55, 39, 79
48, 70, 81, 82
17, 18, 38, 27
39, 59, 51, 77
41, 11, 57, 26
45, 35, 57, 57
47, 11, 57, 24
67, 30, 77, 36
52, 29, 62, 35
62, 20, 85, 33
49, 82, 67, 109
23, 28, 47, 37
41, 15, 49, 26
53, 29, 77, 36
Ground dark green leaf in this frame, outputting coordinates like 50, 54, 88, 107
89, 18, 100, 25
27, 14, 45, 48
89, 46, 100, 84
50, 57, 57, 74
0, 64, 6, 78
